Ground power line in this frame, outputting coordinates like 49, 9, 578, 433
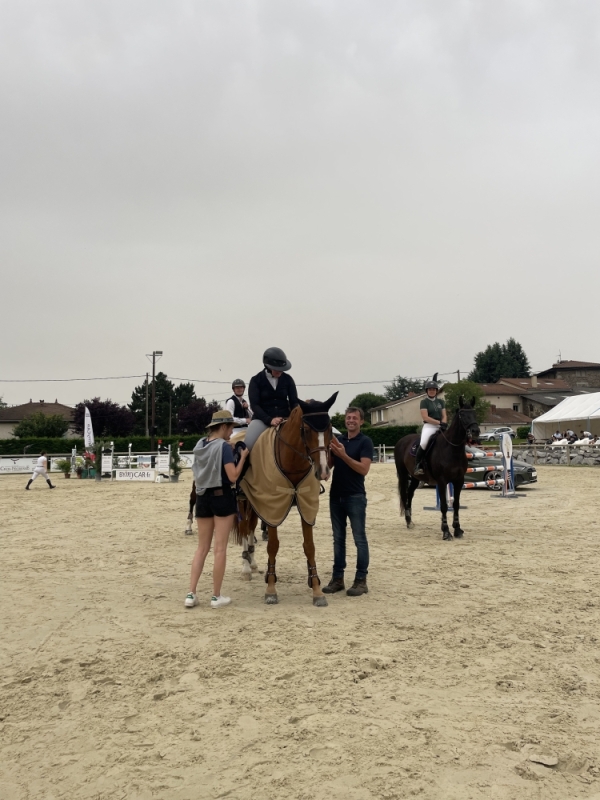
0, 369, 473, 387
0, 375, 146, 383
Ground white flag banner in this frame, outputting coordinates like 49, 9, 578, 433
84, 406, 95, 448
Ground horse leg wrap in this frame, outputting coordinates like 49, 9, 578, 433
265, 562, 277, 584
307, 561, 321, 588
248, 545, 255, 556
242, 550, 251, 563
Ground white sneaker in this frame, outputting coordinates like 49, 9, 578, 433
210, 595, 231, 609
184, 592, 199, 608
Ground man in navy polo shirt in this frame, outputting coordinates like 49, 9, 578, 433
323, 406, 374, 597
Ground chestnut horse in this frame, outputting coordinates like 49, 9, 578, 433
236, 393, 338, 606
394, 397, 480, 541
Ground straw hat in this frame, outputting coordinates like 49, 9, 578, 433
206, 409, 235, 428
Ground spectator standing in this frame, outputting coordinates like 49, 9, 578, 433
323, 407, 374, 597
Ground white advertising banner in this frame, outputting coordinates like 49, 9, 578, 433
179, 453, 194, 470
157, 454, 170, 473
84, 407, 95, 448
115, 469, 155, 481
101, 455, 113, 474
0, 456, 38, 475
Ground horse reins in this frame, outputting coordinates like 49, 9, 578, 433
440, 408, 478, 447
274, 413, 332, 474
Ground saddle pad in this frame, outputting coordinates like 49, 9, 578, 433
409, 432, 439, 457
240, 427, 320, 528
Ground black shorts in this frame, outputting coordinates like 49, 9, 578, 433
195, 488, 237, 518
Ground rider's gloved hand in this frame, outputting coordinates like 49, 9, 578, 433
440, 422, 448, 432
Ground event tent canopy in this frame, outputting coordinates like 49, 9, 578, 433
531, 392, 600, 439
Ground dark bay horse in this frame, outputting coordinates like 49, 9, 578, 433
235, 393, 337, 606
394, 397, 480, 541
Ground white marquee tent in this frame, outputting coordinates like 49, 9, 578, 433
531, 392, 600, 440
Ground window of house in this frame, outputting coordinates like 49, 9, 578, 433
513, 404, 520, 412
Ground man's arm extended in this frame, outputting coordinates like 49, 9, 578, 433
329, 438, 371, 476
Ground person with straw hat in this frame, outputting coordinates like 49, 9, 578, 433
185, 409, 249, 609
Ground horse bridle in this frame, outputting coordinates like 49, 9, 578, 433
275, 413, 332, 473
440, 408, 478, 447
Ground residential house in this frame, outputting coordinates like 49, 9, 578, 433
369, 393, 429, 427
0, 400, 76, 439
535, 360, 600, 390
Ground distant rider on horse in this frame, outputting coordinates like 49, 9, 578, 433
225, 378, 252, 428
244, 347, 299, 451
413, 374, 448, 478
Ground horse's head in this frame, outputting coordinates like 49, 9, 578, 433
298, 392, 338, 481
458, 396, 480, 441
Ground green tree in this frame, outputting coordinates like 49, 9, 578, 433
12, 412, 70, 438
384, 376, 424, 401
129, 374, 198, 435
348, 392, 386, 422
0, 396, 6, 408
330, 413, 346, 431
442, 381, 490, 424
469, 339, 530, 383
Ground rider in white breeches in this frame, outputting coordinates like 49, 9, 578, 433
413, 374, 448, 478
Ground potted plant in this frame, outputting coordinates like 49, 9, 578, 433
170, 444, 183, 482
55, 459, 72, 479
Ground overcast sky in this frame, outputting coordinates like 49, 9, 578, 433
2, 0, 599, 412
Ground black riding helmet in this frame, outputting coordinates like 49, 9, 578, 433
263, 347, 292, 372
424, 372, 439, 392
231, 378, 245, 390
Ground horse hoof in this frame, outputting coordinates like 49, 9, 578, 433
241, 573, 252, 581
407, 521, 415, 530
313, 595, 328, 607
443, 533, 453, 541
454, 530, 464, 539
264, 593, 278, 605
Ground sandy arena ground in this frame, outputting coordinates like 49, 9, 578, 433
2, 465, 600, 800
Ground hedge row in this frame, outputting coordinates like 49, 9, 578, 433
0, 435, 201, 455
0, 426, 418, 455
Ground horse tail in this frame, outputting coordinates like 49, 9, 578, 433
394, 440, 410, 517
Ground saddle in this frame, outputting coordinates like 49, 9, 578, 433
409, 431, 440, 458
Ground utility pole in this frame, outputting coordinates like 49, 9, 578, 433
168, 396, 172, 437
145, 372, 149, 437
149, 350, 163, 451
457, 370, 461, 382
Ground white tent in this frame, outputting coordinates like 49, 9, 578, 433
532, 392, 600, 440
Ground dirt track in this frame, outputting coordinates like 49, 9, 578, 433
2, 465, 600, 800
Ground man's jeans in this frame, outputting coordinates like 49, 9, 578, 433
329, 494, 369, 581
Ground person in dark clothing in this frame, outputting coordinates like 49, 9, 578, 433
225, 378, 252, 428
323, 406, 374, 597
245, 347, 299, 450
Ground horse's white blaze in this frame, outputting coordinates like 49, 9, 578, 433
318, 432, 329, 478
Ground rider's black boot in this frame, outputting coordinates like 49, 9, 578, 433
413, 446, 426, 478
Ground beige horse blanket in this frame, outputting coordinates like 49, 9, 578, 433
240, 427, 320, 528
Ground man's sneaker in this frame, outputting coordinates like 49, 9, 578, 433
210, 595, 231, 609
322, 577, 345, 594
184, 592, 199, 608
347, 579, 368, 596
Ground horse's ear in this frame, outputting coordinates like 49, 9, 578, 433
471, 396, 477, 409
298, 399, 312, 413
323, 391, 338, 411
459, 395, 465, 408
432, 372, 438, 383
